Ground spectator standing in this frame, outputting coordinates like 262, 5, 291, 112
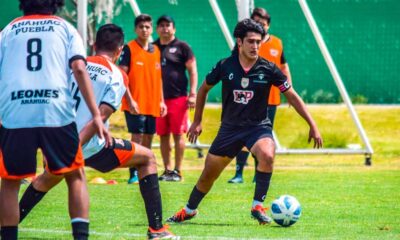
119, 14, 167, 184
154, 15, 198, 182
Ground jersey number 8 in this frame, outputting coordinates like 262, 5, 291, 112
27, 38, 42, 71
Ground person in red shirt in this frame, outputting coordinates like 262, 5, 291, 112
228, 7, 293, 184
154, 15, 198, 182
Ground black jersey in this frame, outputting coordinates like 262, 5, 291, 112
153, 38, 195, 99
206, 55, 290, 127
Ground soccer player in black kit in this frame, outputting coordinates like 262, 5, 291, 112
167, 19, 323, 225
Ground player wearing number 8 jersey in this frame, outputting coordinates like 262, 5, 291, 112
18, 24, 178, 240
0, 1, 110, 239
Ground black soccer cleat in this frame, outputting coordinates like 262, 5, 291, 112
251, 205, 272, 225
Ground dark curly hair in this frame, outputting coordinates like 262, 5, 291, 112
19, 0, 65, 15
233, 18, 265, 40
96, 24, 125, 52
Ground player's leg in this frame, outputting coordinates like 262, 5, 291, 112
120, 143, 163, 227
64, 168, 89, 240
228, 150, 249, 183
124, 112, 146, 184
40, 123, 89, 239
84, 137, 177, 238
0, 127, 38, 240
19, 170, 64, 222
170, 96, 189, 181
0, 179, 21, 240
172, 134, 185, 181
167, 153, 231, 223
248, 135, 275, 225
156, 108, 174, 181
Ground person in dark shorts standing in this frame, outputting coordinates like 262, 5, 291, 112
167, 19, 322, 225
119, 14, 167, 184
0, 0, 111, 239
154, 15, 198, 182
17, 24, 178, 240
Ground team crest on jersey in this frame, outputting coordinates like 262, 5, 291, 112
259, 74, 264, 80
233, 90, 254, 104
169, 47, 177, 53
155, 62, 161, 69
229, 73, 234, 80
241, 77, 249, 88
270, 49, 279, 57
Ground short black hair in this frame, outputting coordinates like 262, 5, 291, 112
95, 24, 124, 52
233, 18, 265, 40
135, 14, 152, 27
251, 7, 271, 24
19, 0, 64, 15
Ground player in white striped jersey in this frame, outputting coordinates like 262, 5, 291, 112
0, 1, 110, 239
18, 24, 178, 240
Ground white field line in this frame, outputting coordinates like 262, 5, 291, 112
20, 227, 296, 240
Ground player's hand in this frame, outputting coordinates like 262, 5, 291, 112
129, 100, 140, 115
187, 121, 202, 144
308, 125, 323, 148
93, 115, 112, 148
160, 102, 167, 117
187, 94, 196, 110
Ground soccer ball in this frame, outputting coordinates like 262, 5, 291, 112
270, 195, 302, 227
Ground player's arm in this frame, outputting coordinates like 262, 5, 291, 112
187, 81, 213, 144
79, 103, 115, 145
186, 57, 198, 110
71, 59, 112, 147
283, 88, 323, 148
119, 46, 140, 115
159, 78, 167, 117
280, 51, 292, 86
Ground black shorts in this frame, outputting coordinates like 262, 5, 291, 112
0, 122, 83, 179
124, 111, 156, 134
209, 124, 273, 158
85, 138, 135, 173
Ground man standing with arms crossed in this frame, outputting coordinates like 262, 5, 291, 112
0, 0, 110, 239
119, 14, 167, 184
154, 15, 198, 182
228, 7, 293, 183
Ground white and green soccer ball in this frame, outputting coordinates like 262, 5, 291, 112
271, 195, 302, 227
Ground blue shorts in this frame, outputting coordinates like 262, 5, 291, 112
209, 124, 273, 158
124, 112, 156, 134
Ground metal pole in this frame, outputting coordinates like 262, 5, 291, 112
298, 0, 374, 159
77, 0, 88, 49
209, 0, 235, 49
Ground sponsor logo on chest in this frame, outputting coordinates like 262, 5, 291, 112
233, 90, 254, 104
169, 47, 177, 53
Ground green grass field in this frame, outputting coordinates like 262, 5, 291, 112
18, 105, 400, 239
